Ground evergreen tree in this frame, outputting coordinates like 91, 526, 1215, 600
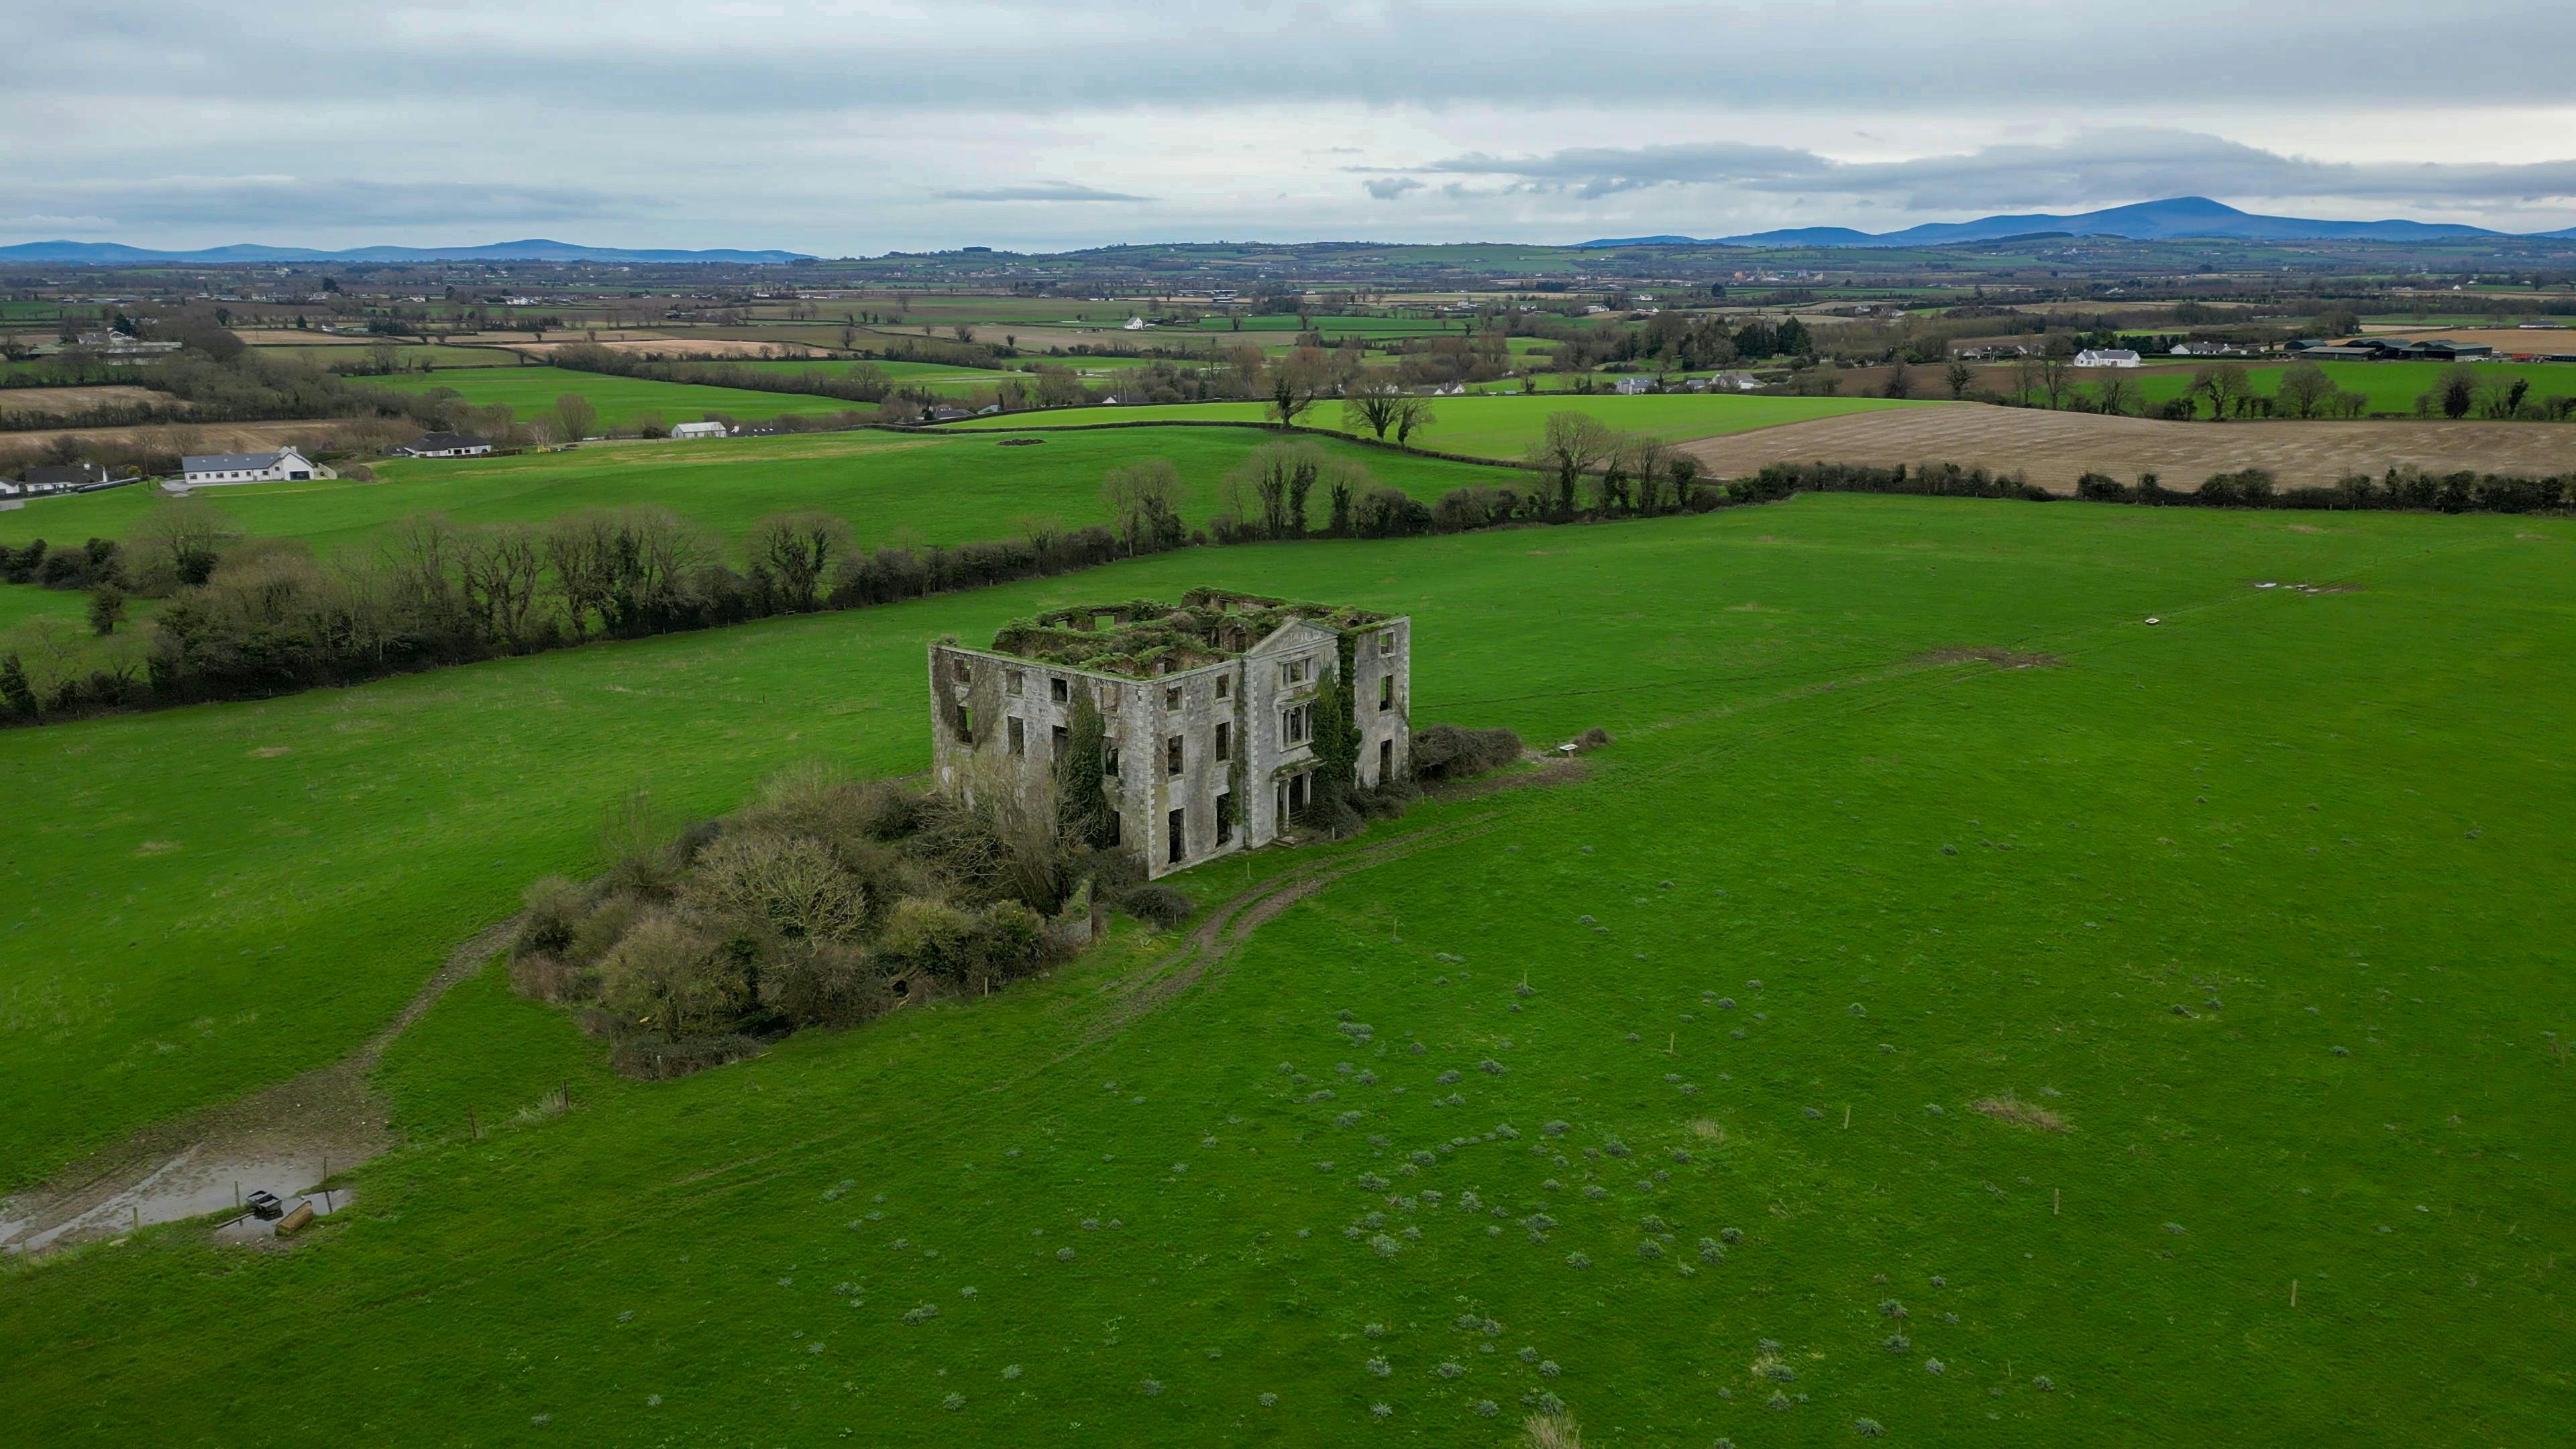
1053, 687, 1116, 848
87, 585, 127, 637
0, 655, 37, 720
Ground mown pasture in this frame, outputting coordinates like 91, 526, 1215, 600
360, 365, 881, 430
947, 393, 1942, 460
0, 429, 1523, 559
3, 496, 2571, 1447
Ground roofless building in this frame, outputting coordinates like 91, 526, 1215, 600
930, 589, 1411, 877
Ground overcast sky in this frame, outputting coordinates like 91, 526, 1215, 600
10, 0, 2576, 254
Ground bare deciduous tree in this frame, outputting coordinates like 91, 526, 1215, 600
747, 511, 854, 611
1527, 411, 1616, 515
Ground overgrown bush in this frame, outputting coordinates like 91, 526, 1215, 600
1411, 724, 1524, 782
506, 767, 1109, 1077
1117, 883, 1195, 930
611, 1033, 765, 1081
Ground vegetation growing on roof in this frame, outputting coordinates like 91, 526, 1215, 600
985, 588, 1389, 678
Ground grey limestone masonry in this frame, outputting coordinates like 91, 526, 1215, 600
928, 590, 1411, 878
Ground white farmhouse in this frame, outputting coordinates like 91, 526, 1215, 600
180, 447, 331, 486
2073, 349, 2141, 368
669, 421, 730, 439
1612, 376, 1656, 394
390, 431, 493, 458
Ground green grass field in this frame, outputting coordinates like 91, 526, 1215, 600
0, 430, 1521, 559
0, 581, 101, 633
2103, 359, 2576, 417
361, 365, 883, 430
3, 495, 2571, 1445
948, 394, 1941, 460
248, 343, 525, 371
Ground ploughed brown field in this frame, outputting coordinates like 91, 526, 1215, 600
0, 418, 352, 455
0, 385, 177, 416
1676, 406, 2576, 492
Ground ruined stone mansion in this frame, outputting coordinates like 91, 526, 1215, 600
929, 589, 1412, 877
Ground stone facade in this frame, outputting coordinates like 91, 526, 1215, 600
928, 590, 1412, 878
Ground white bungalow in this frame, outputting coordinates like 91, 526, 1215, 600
1612, 376, 1656, 394
669, 421, 730, 439
180, 447, 330, 486
2073, 349, 2141, 368
390, 431, 493, 458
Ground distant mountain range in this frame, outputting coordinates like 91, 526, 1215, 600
1577, 197, 2576, 249
0, 239, 813, 264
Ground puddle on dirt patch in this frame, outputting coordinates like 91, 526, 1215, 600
2, 1144, 339, 1256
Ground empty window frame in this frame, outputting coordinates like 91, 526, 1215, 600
1282, 703, 1313, 747
1166, 735, 1185, 776
955, 704, 975, 744
1379, 674, 1394, 711
1216, 794, 1233, 846
953, 657, 973, 684
1280, 655, 1311, 688
1167, 808, 1185, 864
1214, 721, 1231, 761
1006, 669, 1025, 696
1379, 738, 1394, 781
1050, 676, 1071, 703
1051, 723, 1069, 757
1215, 674, 1232, 700
1008, 716, 1026, 756
1379, 629, 1397, 655
1165, 685, 1183, 709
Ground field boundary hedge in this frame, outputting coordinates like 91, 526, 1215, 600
8, 456, 2570, 731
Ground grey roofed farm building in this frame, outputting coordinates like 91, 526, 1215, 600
929, 589, 1411, 879
178, 447, 327, 485
392, 431, 493, 458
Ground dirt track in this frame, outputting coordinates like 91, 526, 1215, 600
1678, 407, 2576, 492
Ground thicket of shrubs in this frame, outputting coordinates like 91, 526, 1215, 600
508, 765, 1134, 1078
1410, 724, 1526, 782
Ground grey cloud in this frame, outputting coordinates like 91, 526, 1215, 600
19, 2, 2576, 116
1362, 177, 1424, 201
1419, 131, 2576, 210
935, 182, 1153, 203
